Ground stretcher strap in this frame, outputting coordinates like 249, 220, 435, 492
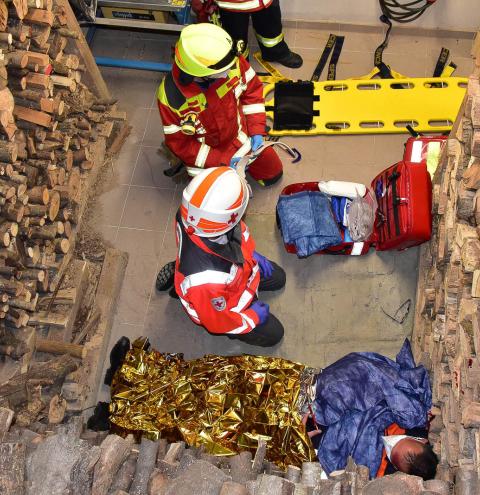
311, 34, 336, 82
253, 52, 289, 82
441, 62, 457, 77
433, 47, 450, 77
327, 36, 345, 81
311, 34, 344, 82
374, 15, 393, 79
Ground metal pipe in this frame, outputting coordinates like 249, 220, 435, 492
95, 56, 171, 72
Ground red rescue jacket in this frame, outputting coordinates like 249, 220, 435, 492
157, 56, 265, 176
174, 211, 261, 335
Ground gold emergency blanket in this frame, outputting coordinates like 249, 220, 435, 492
110, 339, 315, 468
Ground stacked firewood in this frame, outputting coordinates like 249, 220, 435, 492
0, 0, 119, 362
0, 415, 460, 495
412, 34, 480, 485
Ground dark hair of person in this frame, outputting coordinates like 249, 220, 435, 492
405, 443, 439, 481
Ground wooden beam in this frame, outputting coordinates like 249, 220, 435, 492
55, 0, 111, 100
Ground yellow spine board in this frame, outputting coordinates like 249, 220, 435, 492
264, 77, 467, 136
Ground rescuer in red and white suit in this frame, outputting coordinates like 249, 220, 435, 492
192, 0, 303, 68
157, 23, 283, 186
168, 166, 285, 347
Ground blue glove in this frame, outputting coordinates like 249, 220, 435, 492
250, 301, 269, 325
253, 251, 273, 279
250, 134, 264, 152
230, 156, 241, 168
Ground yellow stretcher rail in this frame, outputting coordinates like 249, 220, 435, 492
264, 77, 467, 136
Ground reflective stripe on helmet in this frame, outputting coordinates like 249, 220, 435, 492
228, 188, 246, 209
196, 217, 230, 234
190, 167, 229, 208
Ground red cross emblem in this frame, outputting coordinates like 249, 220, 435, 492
228, 213, 238, 224
189, 215, 195, 222
211, 296, 226, 311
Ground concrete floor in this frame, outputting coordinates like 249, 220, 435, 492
92, 21, 475, 400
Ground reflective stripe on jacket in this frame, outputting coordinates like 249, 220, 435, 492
174, 212, 260, 335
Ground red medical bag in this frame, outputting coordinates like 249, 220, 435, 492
280, 160, 432, 256
403, 135, 447, 164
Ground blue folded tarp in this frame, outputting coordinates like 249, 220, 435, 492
314, 339, 432, 478
277, 191, 342, 257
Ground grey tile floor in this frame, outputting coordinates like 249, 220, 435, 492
91, 23, 475, 401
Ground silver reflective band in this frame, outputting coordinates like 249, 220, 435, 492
216, 0, 273, 11
195, 143, 210, 168
163, 124, 182, 134
242, 103, 265, 115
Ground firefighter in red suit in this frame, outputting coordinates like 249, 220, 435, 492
157, 23, 283, 186
161, 166, 285, 347
191, 0, 303, 68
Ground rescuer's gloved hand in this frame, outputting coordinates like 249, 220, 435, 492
251, 134, 264, 152
230, 156, 241, 168
250, 301, 270, 325
253, 251, 273, 279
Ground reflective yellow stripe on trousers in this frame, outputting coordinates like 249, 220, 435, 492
256, 32, 284, 48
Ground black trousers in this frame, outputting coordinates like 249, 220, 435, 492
228, 260, 286, 347
219, 0, 290, 60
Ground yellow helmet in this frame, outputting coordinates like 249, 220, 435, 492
175, 23, 238, 77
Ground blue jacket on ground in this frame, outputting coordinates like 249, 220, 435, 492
314, 339, 432, 478
277, 191, 342, 257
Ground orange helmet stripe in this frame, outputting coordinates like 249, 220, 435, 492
228, 188, 244, 209
197, 218, 229, 229
175, 46, 184, 67
180, 204, 188, 220
190, 167, 229, 208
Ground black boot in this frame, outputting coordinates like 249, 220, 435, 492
87, 401, 110, 431
156, 261, 175, 291
169, 287, 179, 299
104, 336, 131, 386
264, 50, 303, 69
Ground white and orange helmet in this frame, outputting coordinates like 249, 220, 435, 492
181, 167, 249, 237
